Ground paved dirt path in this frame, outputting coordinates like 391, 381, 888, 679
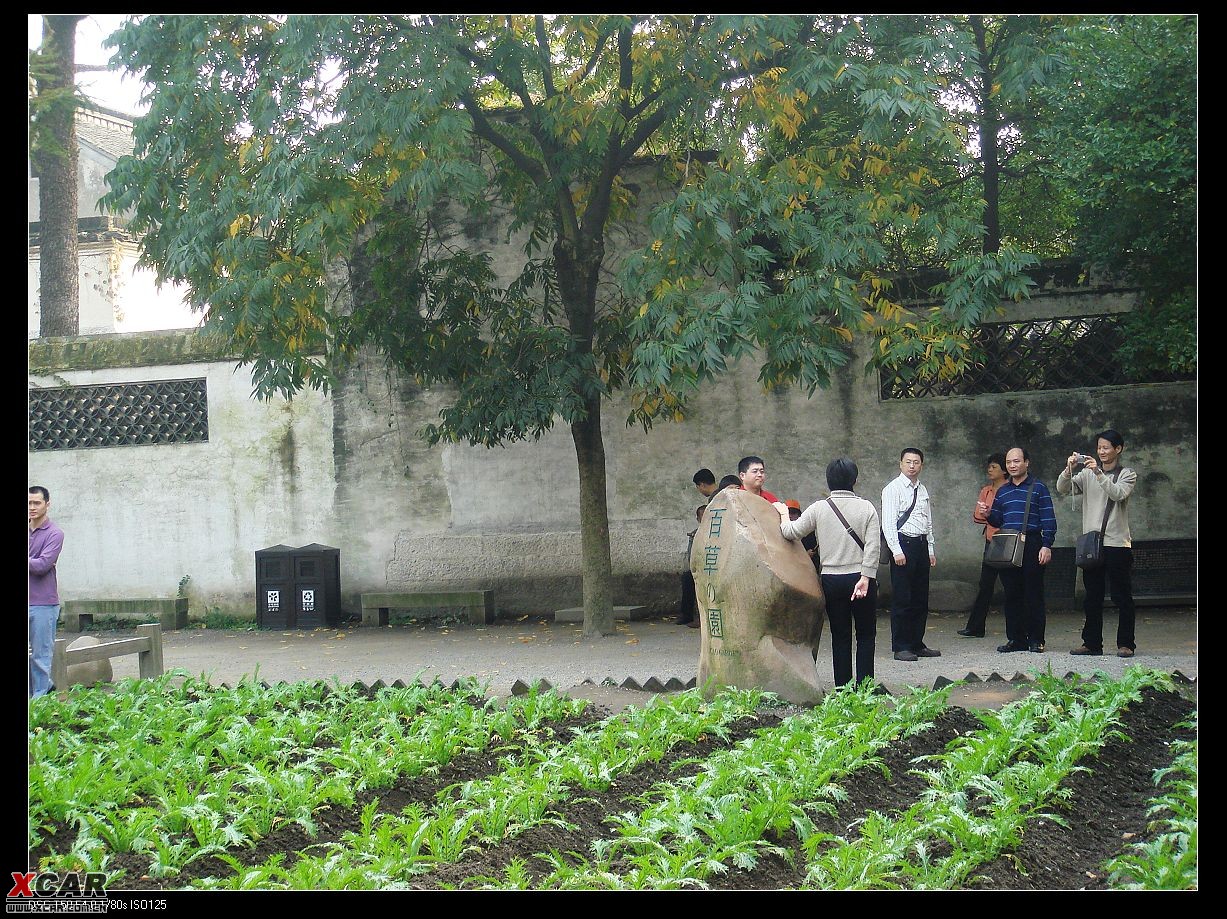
99, 607, 1197, 710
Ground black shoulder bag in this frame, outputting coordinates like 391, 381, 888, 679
984, 480, 1037, 569
1075, 468, 1123, 570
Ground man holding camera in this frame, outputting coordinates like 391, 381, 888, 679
1056, 429, 1139, 658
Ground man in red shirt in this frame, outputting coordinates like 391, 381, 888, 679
737, 455, 779, 504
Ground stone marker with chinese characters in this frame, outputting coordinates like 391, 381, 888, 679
692, 487, 826, 704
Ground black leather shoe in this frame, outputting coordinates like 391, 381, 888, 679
893, 650, 918, 662
1028, 642, 1045, 653
997, 642, 1027, 653
915, 646, 941, 657
957, 628, 984, 638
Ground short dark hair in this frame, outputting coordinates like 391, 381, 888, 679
738, 455, 765, 474
718, 474, 741, 491
826, 458, 859, 492
900, 447, 924, 463
988, 452, 1007, 469
693, 468, 716, 486
1095, 429, 1125, 450
29, 485, 50, 502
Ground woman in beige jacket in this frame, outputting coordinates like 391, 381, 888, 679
776, 458, 880, 688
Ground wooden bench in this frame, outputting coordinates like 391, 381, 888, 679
62, 598, 189, 631
360, 590, 496, 626
50, 623, 164, 690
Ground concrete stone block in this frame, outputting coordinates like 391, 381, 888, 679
552, 605, 648, 623
65, 635, 113, 688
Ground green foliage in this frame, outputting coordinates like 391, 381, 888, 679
1034, 15, 1196, 375
103, 14, 1034, 430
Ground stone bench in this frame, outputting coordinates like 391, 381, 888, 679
62, 597, 189, 632
50, 623, 164, 691
361, 590, 496, 626
553, 605, 648, 623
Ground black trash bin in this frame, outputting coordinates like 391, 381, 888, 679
255, 544, 341, 629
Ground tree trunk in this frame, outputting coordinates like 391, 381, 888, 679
971, 16, 1001, 255
571, 399, 616, 636
34, 15, 82, 338
980, 107, 1001, 255
555, 230, 615, 636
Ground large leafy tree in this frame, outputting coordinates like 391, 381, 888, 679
104, 14, 1031, 634
1036, 15, 1196, 375
849, 15, 1067, 259
940, 14, 1064, 255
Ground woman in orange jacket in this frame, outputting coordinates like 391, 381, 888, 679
958, 452, 1008, 638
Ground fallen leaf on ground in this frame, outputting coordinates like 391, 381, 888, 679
626, 638, 639, 645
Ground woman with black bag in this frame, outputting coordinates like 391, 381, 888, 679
776, 458, 881, 688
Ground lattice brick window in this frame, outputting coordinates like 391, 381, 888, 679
28, 379, 209, 451
880, 314, 1191, 399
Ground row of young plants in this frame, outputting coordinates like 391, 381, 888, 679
460, 668, 1180, 890
29, 673, 587, 877
799, 667, 1175, 889
195, 686, 769, 889
1103, 714, 1197, 890
509, 680, 953, 890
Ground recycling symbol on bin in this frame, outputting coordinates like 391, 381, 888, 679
301, 589, 315, 611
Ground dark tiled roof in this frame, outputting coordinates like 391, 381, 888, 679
75, 111, 134, 161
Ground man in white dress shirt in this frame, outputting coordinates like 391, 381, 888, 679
881, 447, 940, 662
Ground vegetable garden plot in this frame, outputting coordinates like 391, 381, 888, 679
28, 669, 1195, 890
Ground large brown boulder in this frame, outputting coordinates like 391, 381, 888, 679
691, 488, 826, 704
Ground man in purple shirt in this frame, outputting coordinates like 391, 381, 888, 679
29, 486, 64, 699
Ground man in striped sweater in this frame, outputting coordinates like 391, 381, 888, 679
983, 447, 1057, 654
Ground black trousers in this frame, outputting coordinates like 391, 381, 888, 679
889, 534, 930, 653
1081, 546, 1136, 651
678, 571, 697, 622
823, 573, 877, 687
964, 559, 1003, 634
999, 531, 1046, 645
